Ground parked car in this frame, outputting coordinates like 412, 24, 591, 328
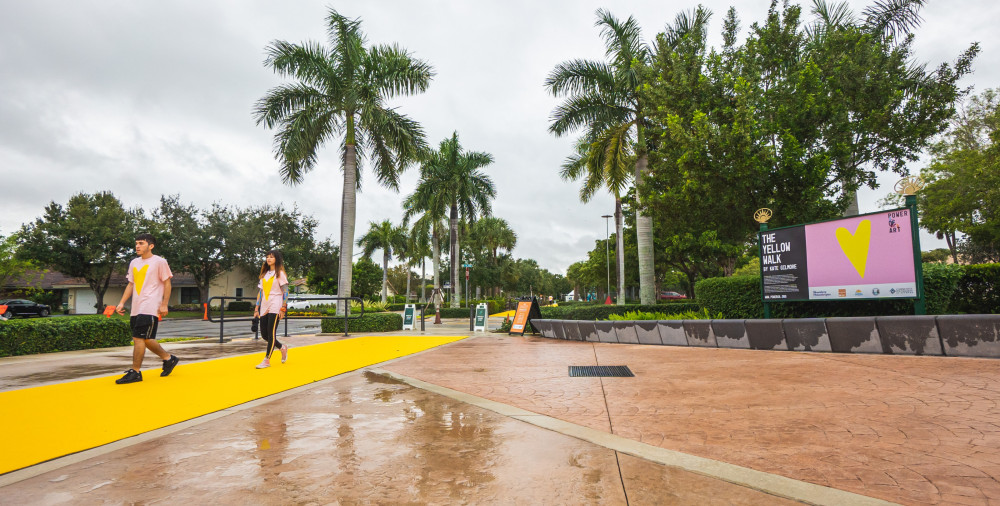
286, 299, 312, 310
0, 299, 52, 318
658, 291, 687, 300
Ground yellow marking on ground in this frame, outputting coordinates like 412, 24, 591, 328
0, 335, 464, 474
490, 310, 516, 318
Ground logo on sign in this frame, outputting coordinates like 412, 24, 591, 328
854, 289, 864, 296
872, 288, 880, 296
890, 288, 896, 294
838, 289, 847, 297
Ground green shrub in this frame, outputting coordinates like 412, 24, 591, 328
320, 312, 403, 333
227, 301, 254, 311
0, 315, 132, 357
607, 308, 719, 320
695, 262, 965, 319
539, 304, 697, 321
950, 263, 1000, 314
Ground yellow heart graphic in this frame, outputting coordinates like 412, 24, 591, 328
133, 265, 149, 295
261, 276, 274, 300
835, 220, 871, 278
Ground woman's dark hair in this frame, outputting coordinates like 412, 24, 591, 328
259, 250, 286, 279
135, 233, 156, 246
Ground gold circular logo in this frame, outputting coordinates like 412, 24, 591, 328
894, 176, 925, 196
753, 208, 772, 224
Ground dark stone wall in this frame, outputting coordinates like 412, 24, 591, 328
528, 315, 1000, 359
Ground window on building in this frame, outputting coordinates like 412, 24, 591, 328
235, 288, 244, 300
180, 287, 200, 304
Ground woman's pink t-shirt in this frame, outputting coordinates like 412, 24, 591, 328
257, 270, 288, 315
126, 255, 173, 317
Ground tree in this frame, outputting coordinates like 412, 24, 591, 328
152, 195, 233, 304
403, 191, 448, 305
466, 216, 517, 296
357, 219, 407, 303
19, 192, 140, 311
227, 204, 317, 278
351, 257, 382, 300
917, 88, 1000, 262
558, 137, 629, 304
254, 8, 432, 314
640, 1, 977, 288
546, 8, 660, 305
305, 238, 340, 294
0, 231, 33, 292
405, 132, 495, 307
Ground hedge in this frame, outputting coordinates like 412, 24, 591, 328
695, 262, 966, 319
539, 303, 701, 321
950, 263, 1000, 314
320, 313, 403, 333
0, 315, 132, 357
227, 301, 255, 311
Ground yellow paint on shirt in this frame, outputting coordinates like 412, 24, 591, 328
133, 264, 149, 295
261, 275, 275, 300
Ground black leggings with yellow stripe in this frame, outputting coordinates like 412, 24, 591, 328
260, 313, 283, 358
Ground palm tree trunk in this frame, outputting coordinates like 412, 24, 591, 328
405, 265, 411, 302
432, 227, 441, 309
337, 143, 358, 316
450, 204, 459, 309
635, 152, 656, 305
615, 196, 625, 306
421, 257, 426, 303
381, 251, 389, 303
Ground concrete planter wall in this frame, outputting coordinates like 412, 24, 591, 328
529, 315, 1000, 359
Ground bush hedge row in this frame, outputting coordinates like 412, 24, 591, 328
538, 303, 701, 321
320, 312, 403, 333
950, 263, 1000, 314
694, 262, 990, 319
0, 315, 132, 357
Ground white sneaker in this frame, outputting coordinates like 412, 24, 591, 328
280, 344, 289, 364
255, 358, 270, 369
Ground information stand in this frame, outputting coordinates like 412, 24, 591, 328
474, 303, 488, 332
402, 304, 416, 330
509, 297, 542, 336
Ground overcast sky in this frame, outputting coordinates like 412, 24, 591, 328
1, 0, 996, 274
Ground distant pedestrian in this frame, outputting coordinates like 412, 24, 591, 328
114, 233, 179, 384
254, 250, 289, 369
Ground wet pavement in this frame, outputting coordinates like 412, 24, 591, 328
3, 325, 998, 504
0, 371, 794, 505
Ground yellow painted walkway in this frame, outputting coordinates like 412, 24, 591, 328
0, 335, 464, 475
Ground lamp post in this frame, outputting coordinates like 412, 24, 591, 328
602, 214, 613, 302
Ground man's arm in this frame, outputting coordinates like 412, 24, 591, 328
159, 278, 171, 318
116, 282, 134, 315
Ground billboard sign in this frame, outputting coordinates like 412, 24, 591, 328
759, 208, 918, 302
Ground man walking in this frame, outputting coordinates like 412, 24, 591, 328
114, 233, 179, 384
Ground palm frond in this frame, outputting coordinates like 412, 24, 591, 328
544, 59, 618, 97
548, 91, 633, 136
367, 43, 434, 96
325, 9, 365, 74
863, 0, 925, 40
595, 9, 650, 72
253, 83, 328, 129
661, 6, 713, 49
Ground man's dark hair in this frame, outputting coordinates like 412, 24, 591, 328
135, 233, 156, 246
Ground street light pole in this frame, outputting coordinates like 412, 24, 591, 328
602, 214, 613, 302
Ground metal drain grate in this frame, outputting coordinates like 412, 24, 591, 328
568, 365, 634, 377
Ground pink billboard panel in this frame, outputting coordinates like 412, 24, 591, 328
803, 209, 917, 299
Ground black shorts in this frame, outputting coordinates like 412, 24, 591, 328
130, 314, 160, 340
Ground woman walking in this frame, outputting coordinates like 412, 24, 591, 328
254, 250, 289, 369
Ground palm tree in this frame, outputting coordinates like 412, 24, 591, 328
560, 137, 629, 304
406, 221, 433, 302
357, 220, 407, 303
406, 132, 495, 307
403, 187, 448, 307
546, 9, 708, 304
253, 8, 432, 314
469, 216, 517, 297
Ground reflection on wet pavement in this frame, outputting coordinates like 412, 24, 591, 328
1, 370, 789, 504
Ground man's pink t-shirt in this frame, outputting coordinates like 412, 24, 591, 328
126, 255, 173, 317
257, 270, 288, 315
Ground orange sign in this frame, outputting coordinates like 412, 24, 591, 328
103, 305, 116, 318
0, 305, 7, 316
510, 301, 532, 335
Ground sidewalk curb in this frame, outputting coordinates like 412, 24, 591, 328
372, 368, 898, 506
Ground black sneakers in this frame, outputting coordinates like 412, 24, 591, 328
116, 369, 142, 384
161, 355, 179, 377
